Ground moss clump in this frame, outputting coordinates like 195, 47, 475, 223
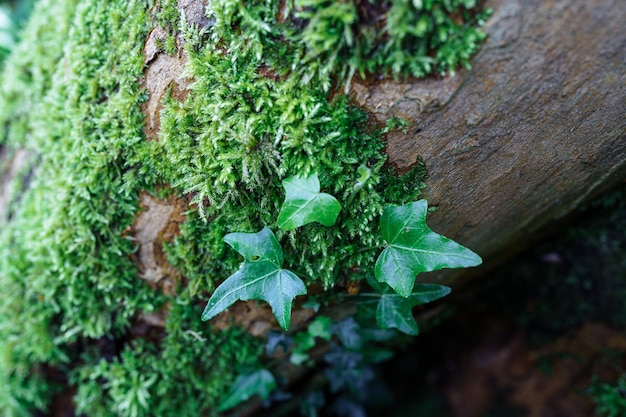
200, 0, 490, 92
0, 0, 489, 415
73, 301, 261, 417
0, 0, 260, 414
294, 0, 491, 89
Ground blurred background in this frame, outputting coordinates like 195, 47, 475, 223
0, 0, 36, 65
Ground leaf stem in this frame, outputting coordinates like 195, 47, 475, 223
355, 246, 382, 253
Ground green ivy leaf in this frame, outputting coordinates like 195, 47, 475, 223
277, 173, 341, 230
375, 200, 482, 297
330, 317, 363, 350
201, 227, 307, 330
365, 275, 450, 335
362, 276, 451, 335
308, 315, 332, 340
218, 369, 277, 412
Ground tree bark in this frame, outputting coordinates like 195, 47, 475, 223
351, 0, 626, 287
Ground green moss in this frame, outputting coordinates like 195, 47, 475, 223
200, 0, 490, 92
291, 0, 491, 90
73, 302, 261, 417
154, 0, 180, 30
154, 0, 467, 292
0, 0, 264, 414
155, 81, 392, 290
163, 33, 177, 55
0, 0, 77, 149
0, 0, 488, 414
590, 375, 626, 417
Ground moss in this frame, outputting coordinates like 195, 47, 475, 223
0, 0, 489, 414
590, 375, 626, 417
0, 0, 77, 149
0, 0, 263, 414
73, 302, 261, 417
291, 0, 491, 90
154, 0, 467, 292
154, 0, 180, 30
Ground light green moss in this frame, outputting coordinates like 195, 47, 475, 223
0, 0, 260, 414
0, 0, 77, 150
0, 0, 489, 414
154, 0, 457, 293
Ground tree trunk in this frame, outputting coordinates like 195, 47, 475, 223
136, 0, 626, 291
0, 0, 624, 415
352, 0, 626, 287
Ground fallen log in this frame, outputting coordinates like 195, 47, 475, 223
0, 0, 624, 415
352, 0, 626, 287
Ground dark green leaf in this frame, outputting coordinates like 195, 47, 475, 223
330, 317, 363, 350
300, 391, 326, 417
375, 200, 482, 296
323, 348, 367, 393
363, 275, 450, 335
218, 369, 277, 412
293, 331, 316, 352
378, 284, 450, 335
278, 173, 341, 230
201, 227, 307, 330
265, 331, 292, 356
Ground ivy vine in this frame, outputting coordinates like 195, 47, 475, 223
202, 172, 481, 331
202, 172, 482, 413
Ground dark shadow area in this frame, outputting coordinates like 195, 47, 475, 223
364, 183, 626, 417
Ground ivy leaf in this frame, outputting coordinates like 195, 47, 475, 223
366, 275, 450, 335
330, 317, 363, 350
265, 331, 292, 356
218, 368, 277, 412
201, 227, 307, 330
374, 200, 482, 297
308, 315, 332, 340
277, 173, 341, 230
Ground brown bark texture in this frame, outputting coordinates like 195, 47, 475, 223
353, 0, 626, 286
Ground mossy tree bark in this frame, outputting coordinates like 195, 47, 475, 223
0, 0, 624, 414
136, 0, 626, 295
0, 0, 624, 355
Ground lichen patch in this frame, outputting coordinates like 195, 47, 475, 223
141, 27, 192, 141
130, 192, 188, 295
